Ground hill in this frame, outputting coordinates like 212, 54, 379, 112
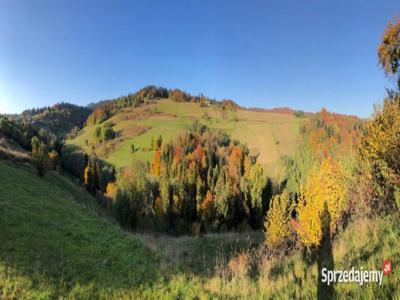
67, 98, 306, 180
20, 103, 92, 138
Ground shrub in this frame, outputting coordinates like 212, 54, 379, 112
94, 123, 115, 143
264, 191, 293, 250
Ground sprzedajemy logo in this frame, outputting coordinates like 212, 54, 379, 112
321, 260, 392, 286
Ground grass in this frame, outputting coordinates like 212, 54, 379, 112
67, 100, 305, 180
0, 159, 159, 298
136, 215, 400, 299
0, 159, 262, 298
1, 159, 398, 299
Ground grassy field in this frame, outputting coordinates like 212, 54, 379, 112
1, 159, 399, 299
0, 159, 262, 298
67, 100, 306, 181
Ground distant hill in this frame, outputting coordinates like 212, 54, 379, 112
20, 102, 92, 138
67, 87, 307, 180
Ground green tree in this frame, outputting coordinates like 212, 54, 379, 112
31, 136, 48, 177
248, 163, 265, 228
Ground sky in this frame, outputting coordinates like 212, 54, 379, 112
1, 0, 399, 117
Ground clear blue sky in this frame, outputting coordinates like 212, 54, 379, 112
1, 0, 399, 117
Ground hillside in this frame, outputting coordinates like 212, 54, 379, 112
0, 159, 263, 298
0, 159, 158, 298
67, 99, 306, 180
1, 159, 398, 298
0, 132, 30, 162
20, 103, 92, 138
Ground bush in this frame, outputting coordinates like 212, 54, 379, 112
264, 191, 293, 250
94, 123, 115, 143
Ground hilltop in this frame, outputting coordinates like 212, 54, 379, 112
67, 87, 309, 181
19, 102, 92, 138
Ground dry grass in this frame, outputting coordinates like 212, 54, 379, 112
0, 133, 31, 162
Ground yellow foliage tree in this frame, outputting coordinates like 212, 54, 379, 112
84, 166, 89, 186
48, 150, 59, 170
201, 190, 215, 222
264, 191, 293, 249
296, 157, 347, 248
358, 94, 400, 213
106, 182, 117, 199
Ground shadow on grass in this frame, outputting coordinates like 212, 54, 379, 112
317, 201, 335, 300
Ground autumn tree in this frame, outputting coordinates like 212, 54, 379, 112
295, 157, 348, 248
48, 150, 59, 170
378, 17, 400, 88
264, 191, 293, 250
358, 93, 400, 213
84, 155, 99, 194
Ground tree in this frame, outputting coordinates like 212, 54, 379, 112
31, 136, 48, 177
48, 150, 59, 170
248, 163, 265, 228
113, 161, 156, 229
201, 190, 215, 223
358, 93, 400, 213
156, 135, 163, 150
84, 155, 99, 193
152, 151, 161, 175
295, 157, 347, 248
264, 191, 293, 250
378, 17, 400, 88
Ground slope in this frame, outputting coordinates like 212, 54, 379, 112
0, 159, 398, 298
67, 100, 306, 180
0, 160, 159, 299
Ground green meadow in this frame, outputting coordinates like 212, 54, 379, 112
67, 100, 305, 180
